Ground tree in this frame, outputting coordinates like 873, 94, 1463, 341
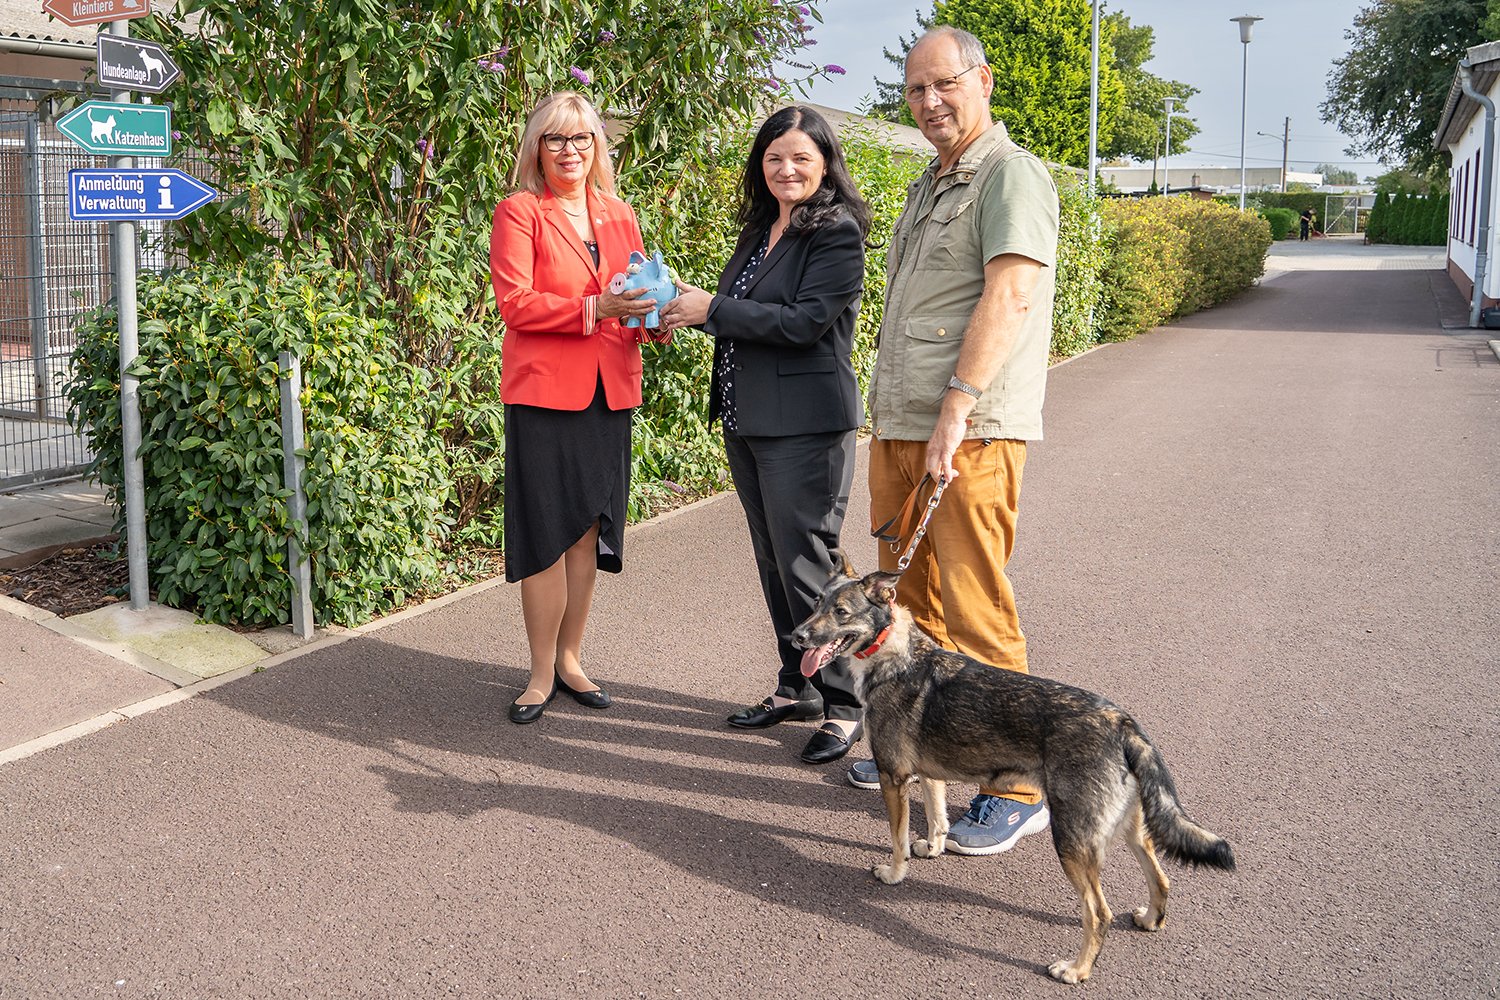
136, 0, 834, 362
1322, 0, 1496, 173
871, 0, 1126, 168
1314, 163, 1360, 185
1099, 12, 1198, 163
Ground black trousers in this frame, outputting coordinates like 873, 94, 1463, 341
724, 429, 860, 721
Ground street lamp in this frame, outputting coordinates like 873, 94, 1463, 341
1087, 0, 1100, 191
1161, 96, 1177, 196
1232, 15, 1263, 209
1256, 117, 1289, 192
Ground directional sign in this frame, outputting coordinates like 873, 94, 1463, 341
42, 0, 150, 28
97, 35, 180, 94
56, 100, 172, 157
67, 169, 217, 221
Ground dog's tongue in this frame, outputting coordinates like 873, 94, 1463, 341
800, 643, 837, 677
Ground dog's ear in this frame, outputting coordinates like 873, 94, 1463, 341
830, 547, 856, 579
861, 571, 900, 606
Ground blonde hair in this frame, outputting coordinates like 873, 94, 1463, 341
512, 91, 615, 196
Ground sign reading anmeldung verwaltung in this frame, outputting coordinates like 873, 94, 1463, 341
56, 100, 172, 157
67, 168, 217, 221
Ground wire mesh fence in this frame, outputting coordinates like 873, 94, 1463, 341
0, 92, 202, 490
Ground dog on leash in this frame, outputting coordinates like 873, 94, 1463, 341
791, 554, 1236, 984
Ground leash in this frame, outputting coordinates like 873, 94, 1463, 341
871, 473, 947, 573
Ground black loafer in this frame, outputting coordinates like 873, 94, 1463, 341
556, 672, 612, 709
800, 720, 864, 764
508, 683, 557, 724
727, 696, 824, 729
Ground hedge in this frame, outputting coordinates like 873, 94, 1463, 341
66, 255, 451, 627
1259, 206, 1298, 240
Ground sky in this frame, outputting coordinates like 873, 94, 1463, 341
799, 0, 1383, 178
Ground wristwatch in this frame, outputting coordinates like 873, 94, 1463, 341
947, 375, 982, 399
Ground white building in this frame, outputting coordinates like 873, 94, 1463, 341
1434, 39, 1500, 314
1098, 164, 1322, 194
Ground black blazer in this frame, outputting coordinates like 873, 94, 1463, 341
703, 211, 865, 437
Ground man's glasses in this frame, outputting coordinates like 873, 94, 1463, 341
543, 132, 595, 152
904, 64, 981, 104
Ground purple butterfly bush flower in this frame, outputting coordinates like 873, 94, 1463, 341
798, 4, 810, 12
171, 130, 181, 139
825, 64, 846, 75
416, 139, 434, 159
570, 66, 591, 85
598, 29, 616, 43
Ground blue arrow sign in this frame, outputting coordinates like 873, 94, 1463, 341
67, 169, 218, 221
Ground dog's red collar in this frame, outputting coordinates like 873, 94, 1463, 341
853, 624, 893, 659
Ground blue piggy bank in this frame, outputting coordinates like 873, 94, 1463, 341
608, 250, 677, 329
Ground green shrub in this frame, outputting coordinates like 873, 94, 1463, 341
1259, 206, 1298, 240
65, 255, 451, 627
1153, 198, 1271, 315
1051, 176, 1109, 358
1097, 200, 1189, 341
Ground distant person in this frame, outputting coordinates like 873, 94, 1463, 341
489, 91, 663, 724
1299, 207, 1314, 241
843, 25, 1061, 857
660, 106, 871, 766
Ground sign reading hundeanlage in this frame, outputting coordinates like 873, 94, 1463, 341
97, 35, 181, 94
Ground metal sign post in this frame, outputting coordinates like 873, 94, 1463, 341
278, 353, 314, 639
108, 19, 149, 611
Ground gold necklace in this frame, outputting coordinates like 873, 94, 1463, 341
559, 202, 588, 218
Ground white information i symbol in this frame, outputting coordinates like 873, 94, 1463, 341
157, 176, 174, 212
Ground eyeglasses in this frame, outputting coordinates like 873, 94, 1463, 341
904, 64, 981, 104
543, 132, 595, 152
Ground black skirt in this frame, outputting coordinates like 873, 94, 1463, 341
503, 379, 631, 583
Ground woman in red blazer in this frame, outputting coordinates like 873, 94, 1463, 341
490, 91, 659, 724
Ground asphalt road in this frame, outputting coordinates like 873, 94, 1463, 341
0, 257, 1495, 999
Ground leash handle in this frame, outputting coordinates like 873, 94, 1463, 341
871, 474, 946, 573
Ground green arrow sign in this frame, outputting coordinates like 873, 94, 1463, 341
56, 101, 173, 157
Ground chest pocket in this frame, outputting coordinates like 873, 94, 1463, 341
921, 196, 977, 270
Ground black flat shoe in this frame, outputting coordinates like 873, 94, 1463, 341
800, 720, 864, 764
508, 683, 557, 724
556, 672, 612, 709
727, 696, 824, 729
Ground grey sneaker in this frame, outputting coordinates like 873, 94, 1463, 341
847, 758, 880, 789
946, 794, 1051, 856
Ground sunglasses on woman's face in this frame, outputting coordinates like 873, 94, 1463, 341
543, 132, 595, 152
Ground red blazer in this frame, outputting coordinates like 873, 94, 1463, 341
490, 188, 649, 410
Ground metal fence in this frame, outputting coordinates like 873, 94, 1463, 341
0, 96, 113, 488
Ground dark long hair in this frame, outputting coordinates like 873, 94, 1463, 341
736, 106, 872, 240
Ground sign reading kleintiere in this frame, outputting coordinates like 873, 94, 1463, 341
42, 0, 151, 28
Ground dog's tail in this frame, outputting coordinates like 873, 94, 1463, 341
1121, 718, 1236, 872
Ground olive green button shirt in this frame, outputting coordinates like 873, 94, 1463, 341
868, 121, 1060, 442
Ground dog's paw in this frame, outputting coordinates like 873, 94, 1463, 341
912, 837, 945, 859
873, 862, 907, 885
1132, 905, 1166, 931
1047, 959, 1089, 984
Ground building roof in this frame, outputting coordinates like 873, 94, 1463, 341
1435, 40, 1500, 150
0, 0, 99, 45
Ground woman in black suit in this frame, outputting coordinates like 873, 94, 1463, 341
661, 106, 871, 765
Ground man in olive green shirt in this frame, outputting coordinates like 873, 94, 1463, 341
847, 25, 1061, 858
